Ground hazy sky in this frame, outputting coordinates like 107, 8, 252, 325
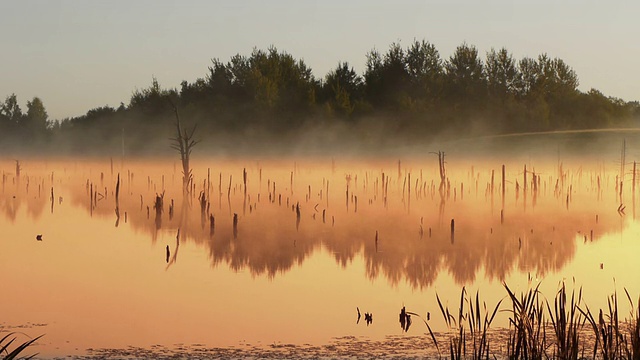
1, 0, 638, 120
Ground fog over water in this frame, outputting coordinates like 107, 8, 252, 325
2, 126, 640, 358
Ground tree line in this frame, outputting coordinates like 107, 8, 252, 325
1, 40, 639, 155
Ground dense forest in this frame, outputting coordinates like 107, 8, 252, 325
1, 40, 639, 156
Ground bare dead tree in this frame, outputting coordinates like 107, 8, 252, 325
430, 151, 446, 196
168, 101, 199, 195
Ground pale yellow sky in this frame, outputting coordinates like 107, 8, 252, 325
1, 0, 638, 120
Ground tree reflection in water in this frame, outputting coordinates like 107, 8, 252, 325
0, 158, 627, 288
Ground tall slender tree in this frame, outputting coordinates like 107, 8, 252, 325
323, 61, 364, 117
444, 43, 486, 104
25, 97, 48, 136
406, 40, 443, 105
485, 48, 519, 100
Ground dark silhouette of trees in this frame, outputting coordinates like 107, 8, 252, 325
201, 47, 318, 132
512, 54, 581, 131
364, 43, 412, 112
0, 95, 21, 148
236, 47, 317, 129
25, 97, 48, 134
444, 43, 487, 107
322, 61, 364, 118
485, 48, 519, 100
0, 94, 50, 149
405, 40, 443, 109
1, 94, 23, 129
484, 48, 522, 132
0, 41, 638, 155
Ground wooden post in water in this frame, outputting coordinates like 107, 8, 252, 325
243, 168, 248, 215
619, 180, 623, 199
295, 202, 301, 231
501, 165, 505, 199
90, 182, 93, 216
386, 176, 390, 206
15, 160, 21, 180
112, 174, 119, 221
233, 213, 238, 239
450, 219, 455, 243
243, 168, 247, 194
375, 230, 378, 252
345, 188, 349, 212
402, 175, 406, 201
207, 168, 211, 200
115, 173, 120, 207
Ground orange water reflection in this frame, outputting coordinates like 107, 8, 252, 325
1, 158, 639, 357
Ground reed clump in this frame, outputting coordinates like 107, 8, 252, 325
409, 282, 639, 360
424, 287, 501, 360
0, 332, 42, 360
580, 288, 640, 360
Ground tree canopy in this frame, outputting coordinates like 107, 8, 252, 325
1, 41, 638, 155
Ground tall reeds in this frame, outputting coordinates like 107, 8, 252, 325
0, 332, 42, 360
624, 289, 640, 360
581, 287, 640, 360
411, 282, 639, 360
546, 282, 586, 360
412, 287, 501, 360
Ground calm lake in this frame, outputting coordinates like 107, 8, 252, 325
2, 132, 640, 358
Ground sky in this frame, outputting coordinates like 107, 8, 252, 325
1, 0, 638, 121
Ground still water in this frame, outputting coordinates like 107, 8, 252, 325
1, 151, 639, 358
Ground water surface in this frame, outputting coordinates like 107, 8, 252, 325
2, 151, 639, 358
